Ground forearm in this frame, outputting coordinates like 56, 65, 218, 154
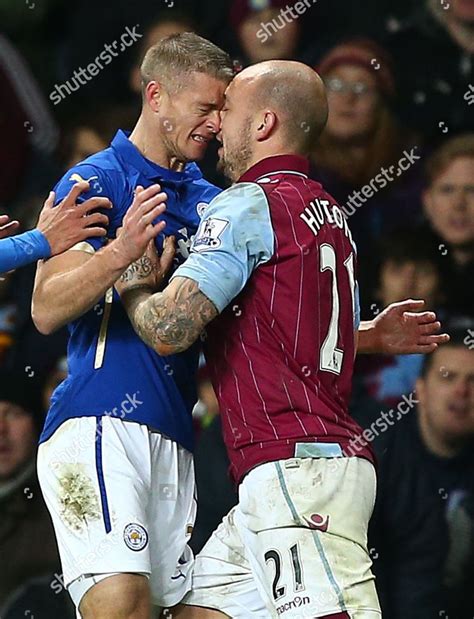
120, 287, 154, 346
120, 287, 178, 355
120, 277, 217, 356
0, 229, 50, 273
356, 320, 380, 354
32, 243, 129, 333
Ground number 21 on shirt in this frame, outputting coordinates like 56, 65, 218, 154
319, 244, 356, 375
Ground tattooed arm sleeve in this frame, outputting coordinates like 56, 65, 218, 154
120, 276, 218, 355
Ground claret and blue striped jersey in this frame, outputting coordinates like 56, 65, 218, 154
40, 130, 221, 451
173, 154, 371, 483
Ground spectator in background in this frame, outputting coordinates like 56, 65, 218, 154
355, 227, 444, 408
0, 63, 29, 210
414, 322, 474, 619
386, 0, 474, 138
422, 134, 474, 315
0, 370, 60, 608
0, 272, 17, 366
54, 106, 139, 181
128, 11, 197, 97
355, 326, 474, 618
230, 0, 303, 64
61, 126, 108, 170
0, 364, 72, 619
0, 34, 60, 213
310, 39, 423, 258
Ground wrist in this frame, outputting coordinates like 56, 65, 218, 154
103, 238, 133, 272
32, 228, 52, 258
358, 319, 381, 354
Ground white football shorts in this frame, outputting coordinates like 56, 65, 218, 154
184, 452, 381, 618
37, 416, 196, 611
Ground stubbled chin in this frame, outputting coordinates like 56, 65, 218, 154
190, 140, 209, 158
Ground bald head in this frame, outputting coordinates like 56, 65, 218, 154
232, 60, 328, 154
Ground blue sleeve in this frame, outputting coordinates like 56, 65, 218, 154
172, 182, 275, 312
0, 229, 51, 273
354, 281, 361, 330
53, 164, 114, 252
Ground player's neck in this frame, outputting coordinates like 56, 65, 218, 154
129, 116, 174, 170
247, 148, 304, 172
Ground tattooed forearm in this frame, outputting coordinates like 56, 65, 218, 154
126, 277, 218, 354
120, 256, 155, 283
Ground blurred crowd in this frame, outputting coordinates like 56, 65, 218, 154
0, 0, 473, 617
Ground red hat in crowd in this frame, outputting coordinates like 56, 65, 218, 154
230, 0, 293, 30
317, 38, 396, 99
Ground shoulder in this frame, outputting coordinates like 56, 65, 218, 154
193, 182, 274, 258
54, 149, 126, 203
205, 182, 269, 220
188, 175, 224, 209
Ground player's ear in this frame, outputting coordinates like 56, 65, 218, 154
145, 81, 162, 113
256, 111, 277, 142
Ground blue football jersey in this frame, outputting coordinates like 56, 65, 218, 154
40, 130, 221, 451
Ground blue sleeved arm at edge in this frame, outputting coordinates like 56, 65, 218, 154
354, 281, 361, 330
0, 229, 51, 273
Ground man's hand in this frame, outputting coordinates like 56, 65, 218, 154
37, 181, 112, 256
0, 215, 20, 240
115, 236, 175, 297
111, 185, 168, 267
359, 299, 450, 355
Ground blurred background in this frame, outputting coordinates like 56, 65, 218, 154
0, 0, 473, 617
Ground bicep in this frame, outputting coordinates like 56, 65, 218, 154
34, 248, 92, 292
172, 250, 248, 314
165, 276, 219, 321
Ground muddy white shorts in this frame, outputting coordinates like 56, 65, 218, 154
184, 453, 381, 618
37, 416, 196, 611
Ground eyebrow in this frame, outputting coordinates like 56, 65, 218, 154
197, 101, 220, 109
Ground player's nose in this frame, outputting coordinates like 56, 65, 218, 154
206, 111, 221, 135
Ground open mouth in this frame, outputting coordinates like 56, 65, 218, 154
448, 403, 469, 417
191, 134, 210, 144
448, 218, 468, 230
